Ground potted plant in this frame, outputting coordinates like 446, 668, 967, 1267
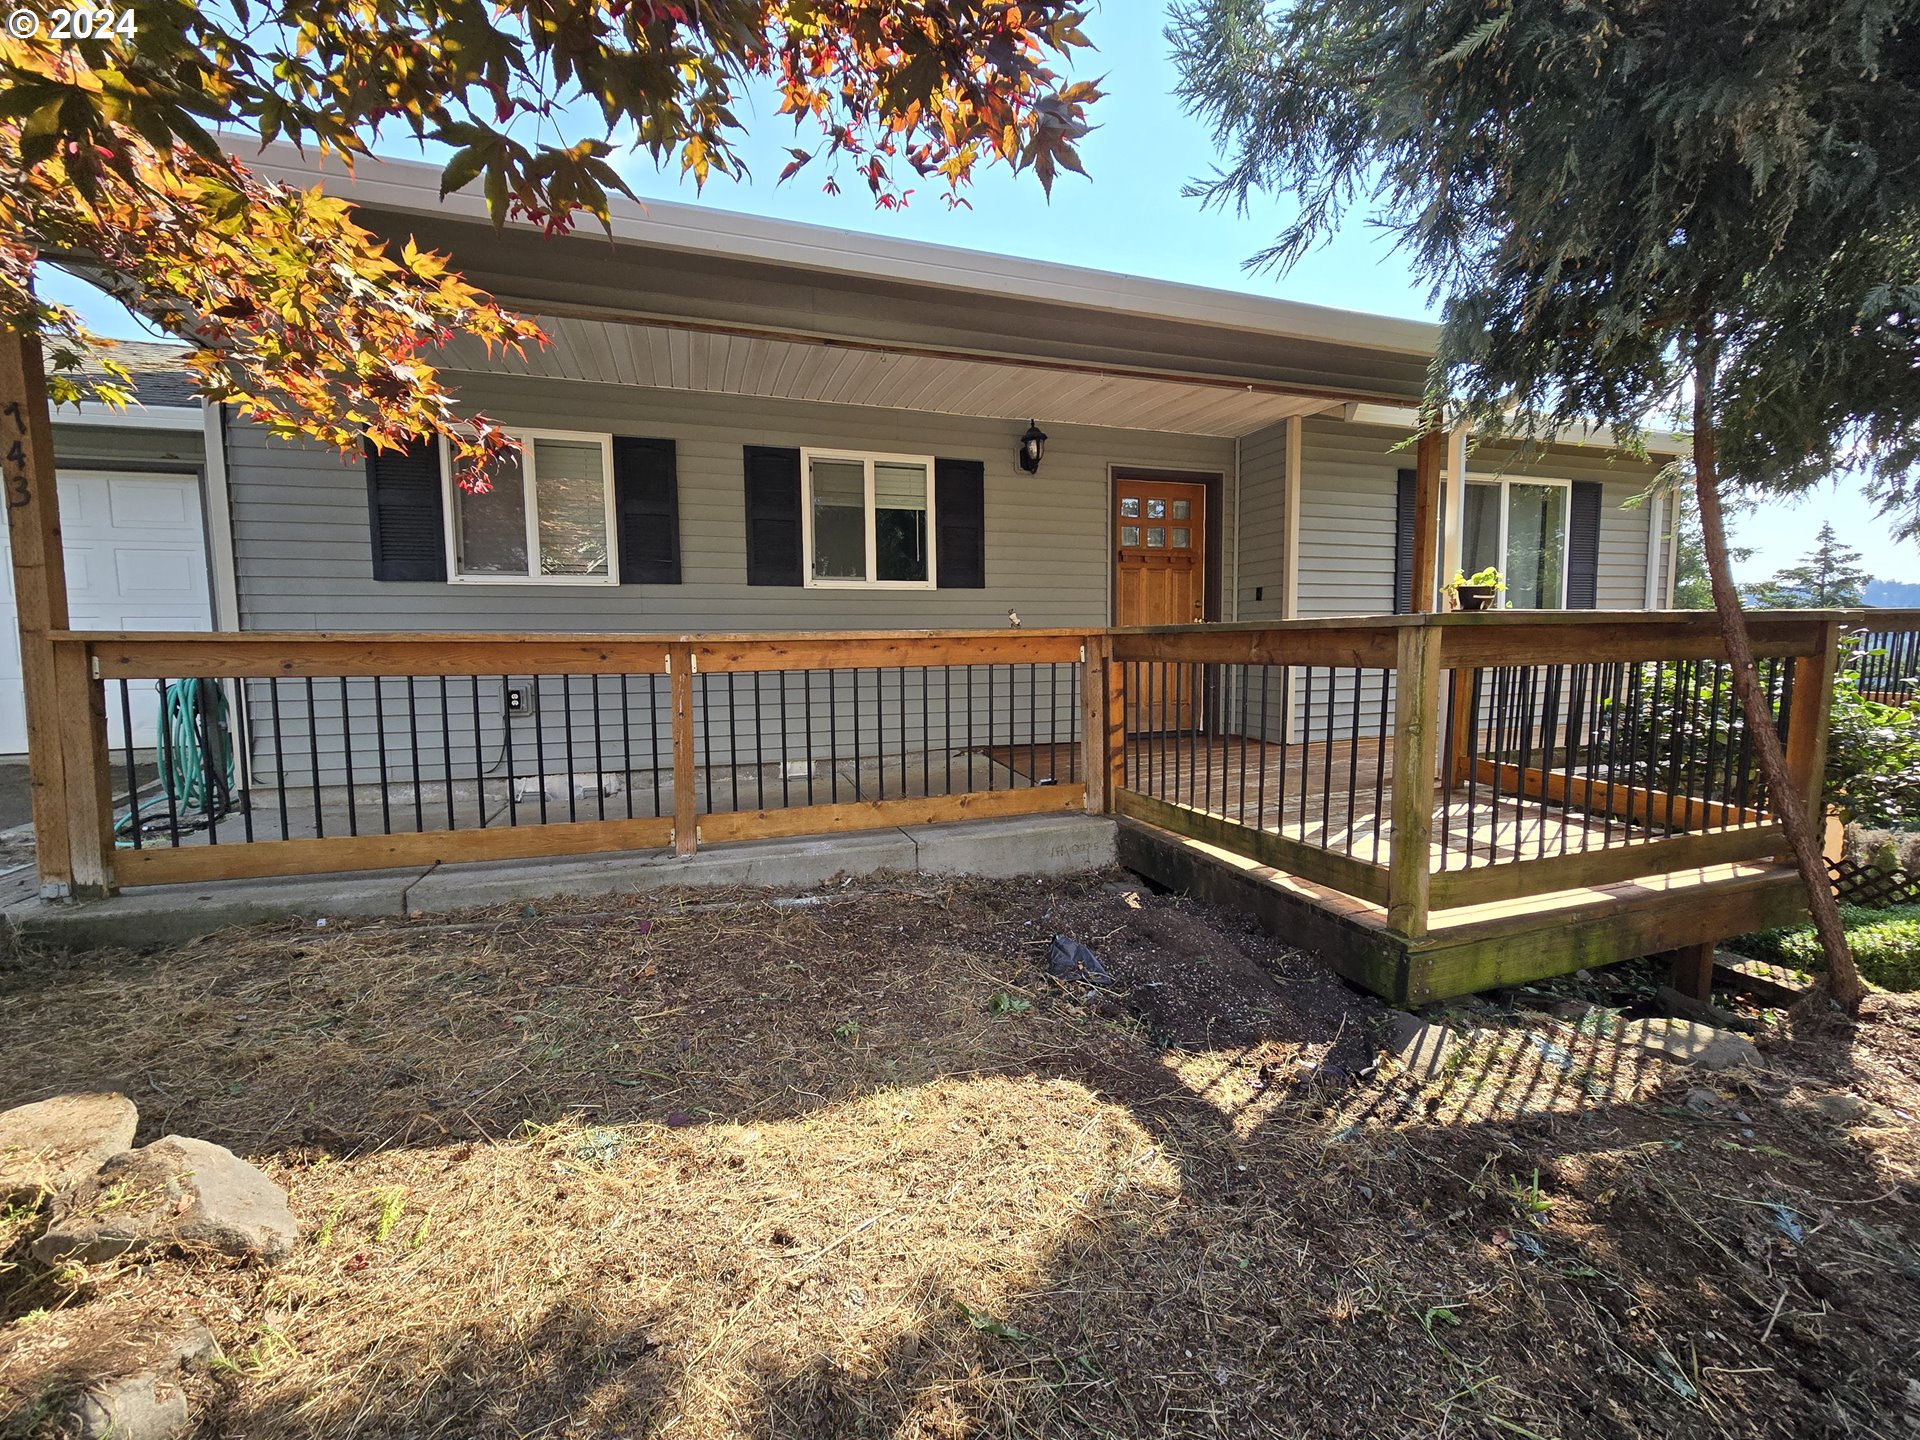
1445, 566, 1505, 612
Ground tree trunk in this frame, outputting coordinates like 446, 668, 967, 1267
1689, 330, 1865, 1014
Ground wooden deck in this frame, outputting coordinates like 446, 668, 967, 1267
999, 736, 1714, 873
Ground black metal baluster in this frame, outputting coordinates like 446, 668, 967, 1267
305, 677, 326, 840
434, 676, 455, 831
1372, 670, 1390, 865
405, 676, 424, 833
1257, 665, 1271, 832
503, 678, 519, 828
1462, 669, 1483, 867
156, 679, 183, 845
268, 678, 290, 842
473, 676, 490, 829
533, 678, 550, 825
1702, 660, 1726, 829
1345, 667, 1362, 854
371, 678, 391, 835
118, 681, 143, 847
699, 671, 714, 815
647, 673, 663, 818
750, 673, 766, 812
560, 675, 578, 823
1298, 666, 1314, 837
618, 673, 635, 821
338, 676, 358, 837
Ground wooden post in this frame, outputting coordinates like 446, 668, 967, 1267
1445, 664, 1475, 790
53, 638, 115, 894
1387, 620, 1443, 939
1779, 619, 1842, 866
1668, 941, 1716, 1002
1, 328, 76, 896
1410, 428, 1444, 613
669, 643, 697, 857
1080, 634, 1110, 814
1105, 650, 1128, 806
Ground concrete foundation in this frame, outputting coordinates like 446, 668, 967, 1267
3, 814, 1117, 953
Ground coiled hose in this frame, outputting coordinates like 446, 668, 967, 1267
115, 678, 237, 842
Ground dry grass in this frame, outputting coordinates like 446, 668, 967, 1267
0, 872, 1917, 1439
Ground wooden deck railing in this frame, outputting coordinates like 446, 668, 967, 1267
30, 613, 1848, 911
44, 628, 1095, 891
1844, 607, 1920, 706
1103, 611, 1844, 943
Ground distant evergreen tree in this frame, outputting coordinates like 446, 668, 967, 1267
1744, 523, 1871, 608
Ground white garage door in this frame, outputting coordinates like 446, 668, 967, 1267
0, 470, 213, 756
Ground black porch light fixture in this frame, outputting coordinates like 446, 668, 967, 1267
1017, 420, 1048, 475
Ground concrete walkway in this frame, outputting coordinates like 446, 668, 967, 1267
2, 813, 1118, 952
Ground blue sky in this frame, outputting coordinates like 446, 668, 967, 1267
39, 11, 1913, 586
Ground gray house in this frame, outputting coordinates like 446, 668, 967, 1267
93, 149, 1686, 821
214, 148, 1682, 644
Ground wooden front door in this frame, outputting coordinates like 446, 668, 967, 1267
1114, 476, 1208, 731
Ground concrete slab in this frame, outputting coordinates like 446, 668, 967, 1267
402, 828, 920, 912
906, 813, 1116, 879
5, 814, 1118, 953
6, 866, 425, 951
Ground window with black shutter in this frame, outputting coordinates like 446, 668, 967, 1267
612, 437, 680, 585
934, 457, 985, 588
744, 446, 803, 586
1566, 481, 1602, 609
365, 435, 447, 582
1392, 468, 1416, 613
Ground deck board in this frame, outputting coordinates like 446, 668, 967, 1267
996, 737, 1729, 880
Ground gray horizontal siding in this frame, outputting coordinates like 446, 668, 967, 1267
228, 374, 1235, 634
1291, 419, 1663, 620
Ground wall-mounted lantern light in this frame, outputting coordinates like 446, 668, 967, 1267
1017, 420, 1048, 475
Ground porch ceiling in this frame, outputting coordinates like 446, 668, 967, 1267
440, 314, 1342, 437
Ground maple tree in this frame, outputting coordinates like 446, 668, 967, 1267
1, 1, 1098, 485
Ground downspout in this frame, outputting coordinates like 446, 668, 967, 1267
199, 400, 251, 790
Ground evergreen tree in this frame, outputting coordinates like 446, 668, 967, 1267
1169, 0, 1920, 1009
1744, 523, 1872, 609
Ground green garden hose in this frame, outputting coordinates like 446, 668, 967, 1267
115, 678, 238, 842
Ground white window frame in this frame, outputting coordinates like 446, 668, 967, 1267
799, 447, 938, 590
441, 429, 619, 585
1463, 473, 1573, 609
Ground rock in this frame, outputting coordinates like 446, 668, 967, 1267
1683, 1087, 1722, 1114
1800, 1091, 1901, 1127
1616, 1017, 1761, 1072
0, 1093, 138, 1205
66, 1317, 216, 1440
35, 1135, 296, 1265
1386, 1014, 1456, 1083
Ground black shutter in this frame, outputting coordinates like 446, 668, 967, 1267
612, 437, 680, 584
365, 435, 446, 582
934, 457, 986, 588
1392, 468, 1416, 613
1567, 480, 1602, 609
743, 445, 803, 586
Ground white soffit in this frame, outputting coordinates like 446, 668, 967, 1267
442, 315, 1342, 437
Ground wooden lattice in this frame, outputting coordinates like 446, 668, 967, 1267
1829, 855, 1920, 909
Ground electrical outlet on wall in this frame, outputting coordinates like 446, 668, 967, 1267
503, 681, 537, 718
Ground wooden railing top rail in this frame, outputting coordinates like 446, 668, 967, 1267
65, 628, 1092, 680
1845, 608, 1920, 632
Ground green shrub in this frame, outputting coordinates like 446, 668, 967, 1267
1736, 904, 1920, 991
1825, 670, 1920, 827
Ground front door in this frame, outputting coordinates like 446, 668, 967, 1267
1114, 476, 1208, 731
